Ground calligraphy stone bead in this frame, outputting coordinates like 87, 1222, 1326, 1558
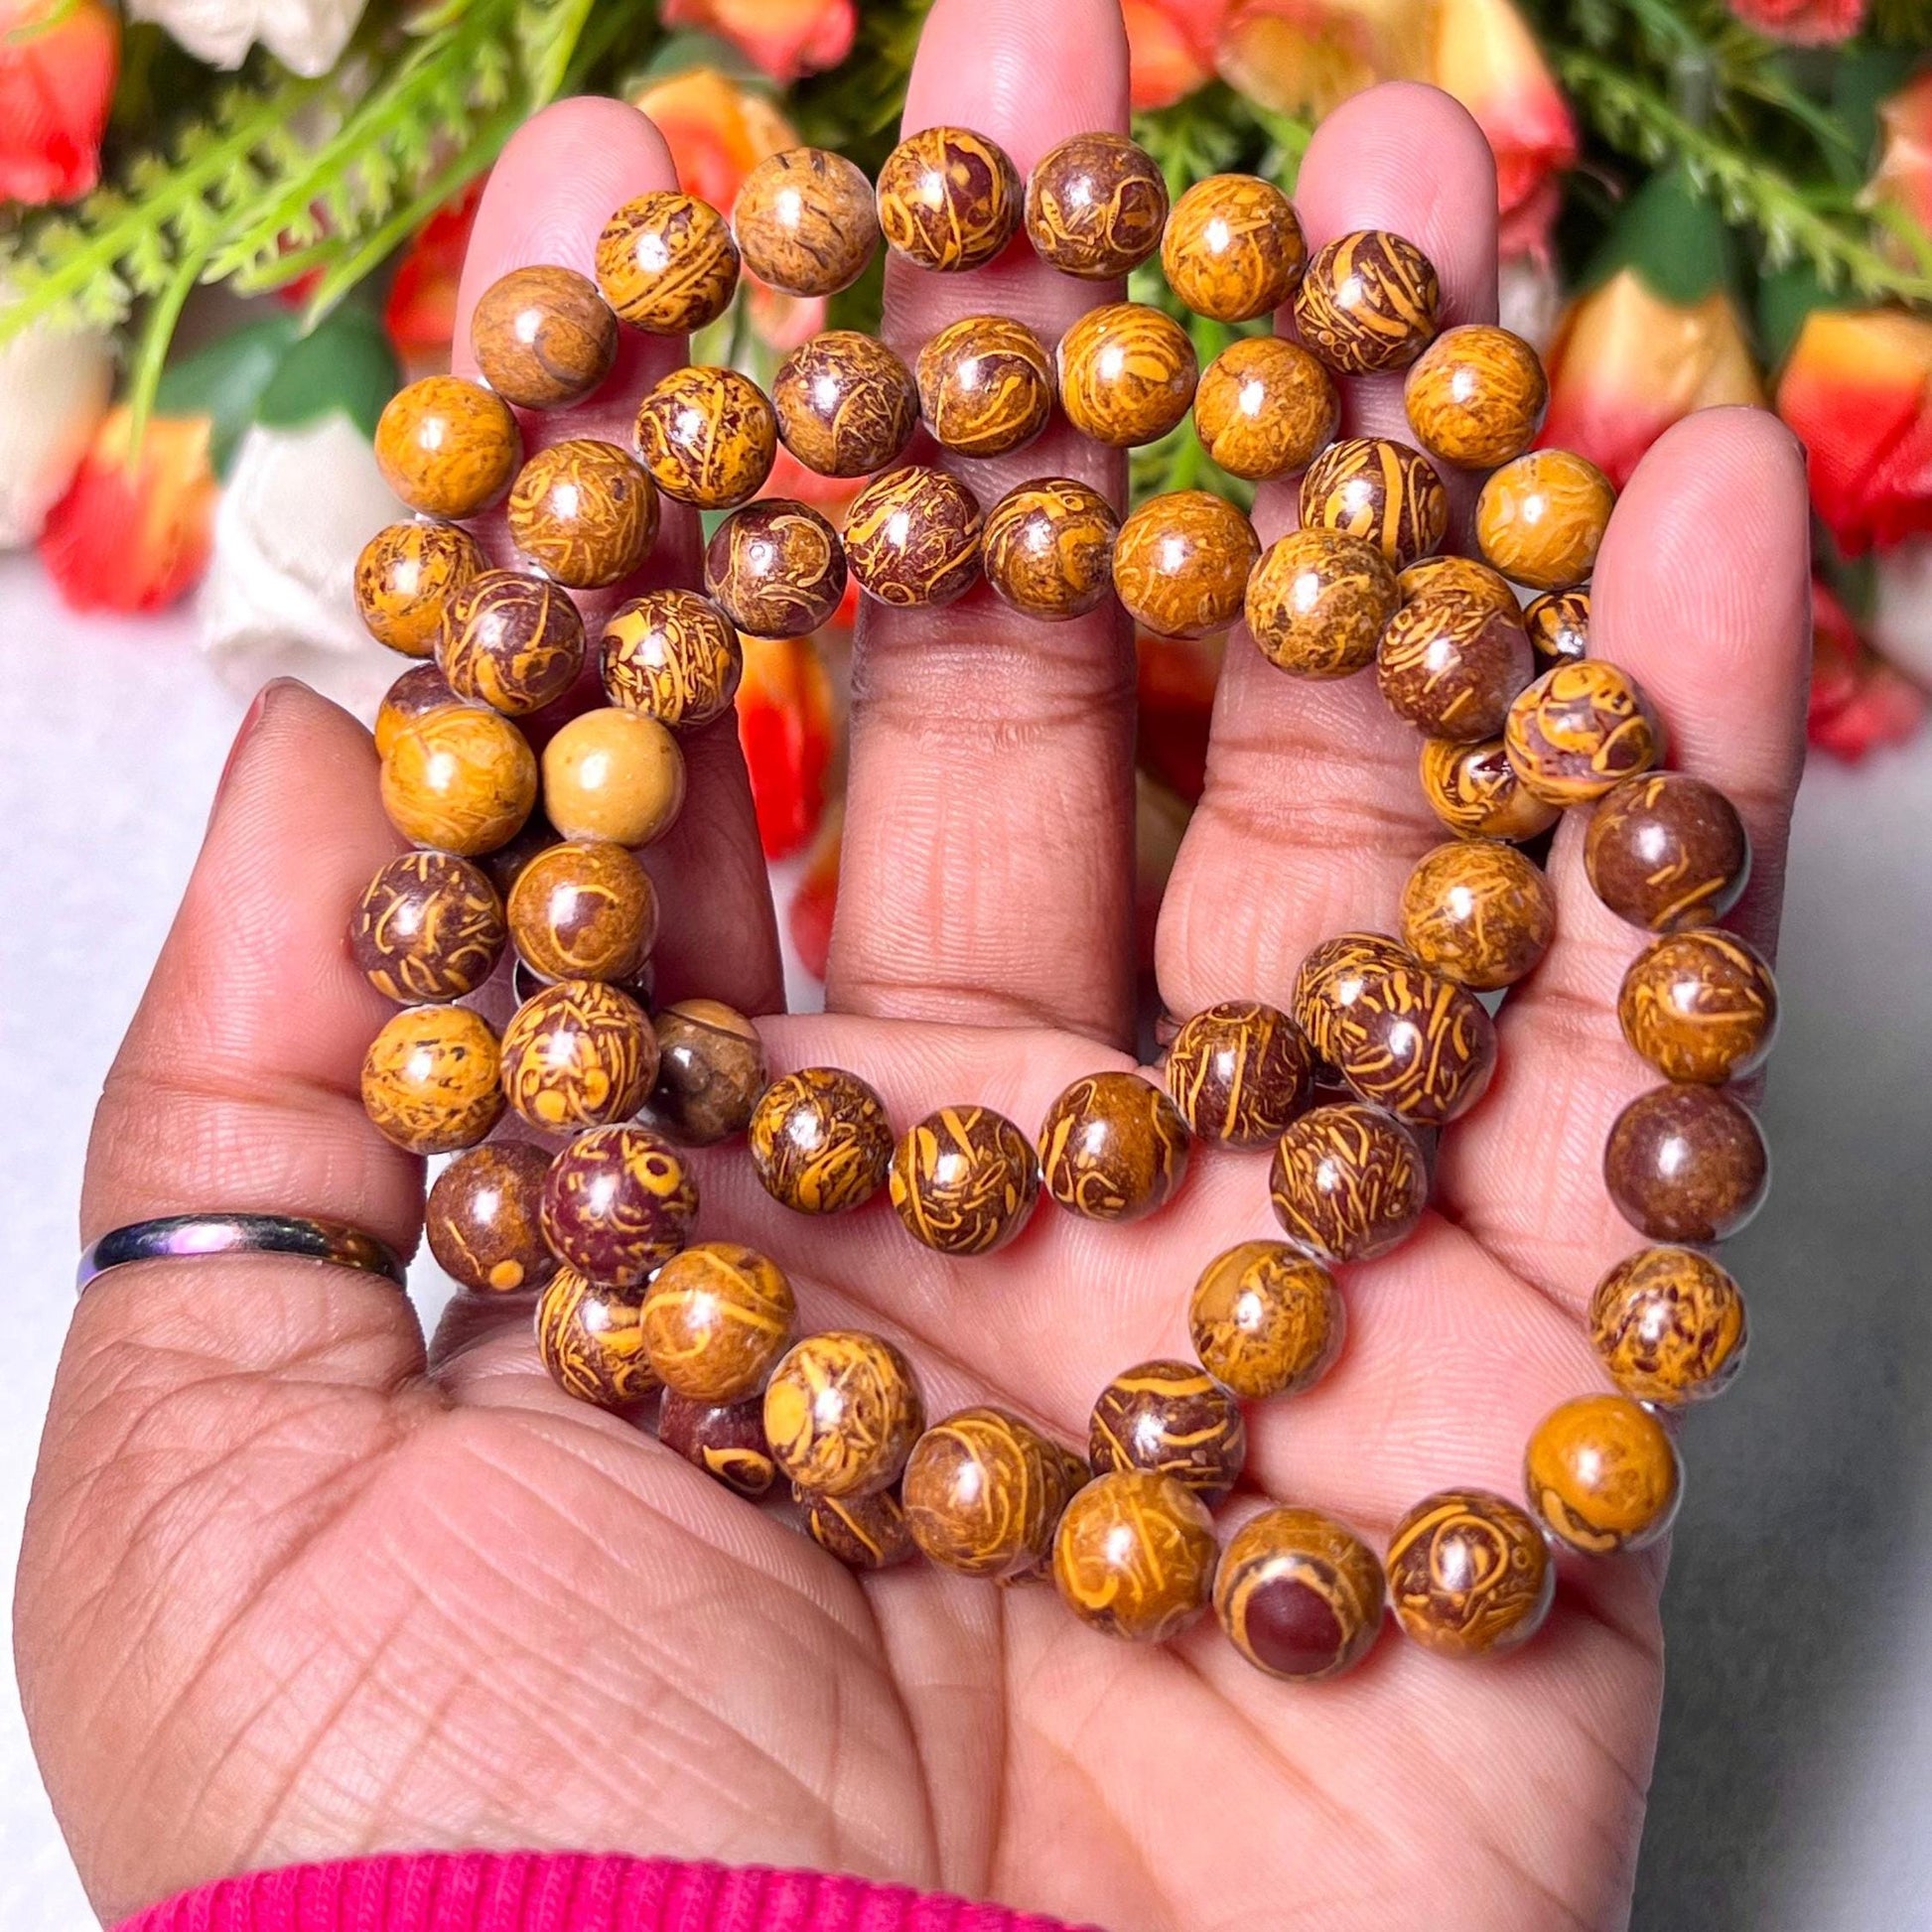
844, 464, 984, 610
540, 708, 686, 847
889, 1106, 1039, 1256
1052, 1469, 1217, 1643
771, 331, 918, 479
1037, 1070, 1192, 1224
374, 375, 521, 518
1525, 1393, 1683, 1555
1399, 554, 1519, 619
1604, 1083, 1769, 1244
660, 1391, 776, 1497
536, 1269, 657, 1409
732, 145, 879, 297
596, 191, 740, 333
1056, 301, 1198, 449
749, 1066, 894, 1214
1299, 435, 1448, 571
1089, 1360, 1246, 1504
916, 315, 1054, 458
1475, 448, 1614, 592
349, 850, 506, 1003
1290, 931, 1417, 1064
426, 1140, 557, 1295
356, 520, 486, 657
541, 1123, 697, 1286
1025, 131, 1168, 277
1245, 528, 1397, 680
375, 662, 467, 759
1192, 337, 1337, 483
1214, 1506, 1385, 1681
1189, 1241, 1343, 1400
1504, 661, 1663, 806
705, 499, 848, 637
639, 1000, 767, 1146
633, 364, 777, 510
1162, 172, 1307, 324
641, 1241, 795, 1403
1403, 324, 1548, 469
1585, 772, 1750, 932
1418, 736, 1561, 843
359, 1005, 503, 1155
1377, 592, 1534, 741
381, 706, 537, 856
1589, 1245, 1748, 1406
764, 1329, 924, 1497
876, 124, 1022, 271
1525, 587, 1589, 670
1113, 489, 1260, 640
805, 1487, 916, 1570
1328, 967, 1496, 1127
506, 438, 658, 590
1165, 1001, 1313, 1147
904, 1406, 1061, 1577
601, 590, 743, 730
981, 478, 1119, 621
437, 570, 586, 716
499, 979, 657, 1131
1618, 929, 1778, 1085
1269, 1101, 1428, 1263
1293, 230, 1441, 376
1399, 840, 1555, 991
1385, 1488, 1554, 1658
470, 264, 619, 410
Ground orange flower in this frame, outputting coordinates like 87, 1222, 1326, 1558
0, 0, 118, 206
786, 797, 843, 981
1136, 630, 1223, 806
1864, 67, 1932, 264
1726, 0, 1864, 45
736, 631, 838, 860
657, 0, 854, 84
632, 67, 797, 213
1809, 575, 1924, 760
383, 180, 484, 375
1124, 0, 1226, 110
1214, 0, 1423, 121
39, 405, 219, 614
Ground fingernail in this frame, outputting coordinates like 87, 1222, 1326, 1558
208, 678, 295, 823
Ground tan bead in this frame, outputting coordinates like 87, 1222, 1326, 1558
596, 191, 740, 333
1293, 229, 1441, 375
981, 478, 1119, 621
640, 1000, 767, 1148
437, 570, 586, 716
380, 705, 536, 856
633, 364, 777, 510
470, 264, 618, 410
1385, 1488, 1553, 1657
349, 850, 506, 1004
1617, 929, 1778, 1085
1475, 448, 1615, 591
1192, 337, 1337, 482
1398, 554, 1519, 620
1417, 735, 1561, 842
876, 124, 1022, 272
1038, 1070, 1192, 1224
1269, 1101, 1428, 1263
1525, 1393, 1683, 1554
601, 589, 744, 729
1299, 434, 1448, 570
641, 1242, 796, 1404
763, 1330, 924, 1497
772, 330, 918, 479
903, 1406, 1063, 1578
374, 376, 521, 519
1375, 591, 1534, 741
1052, 1469, 1218, 1642
1403, 324, 1548, 468
1524, 586, 1590, 670
1024, 132, 1169, 278
359, 1004, 503, 1154
1056, 301, 1197, 448
1589, 1245, 1748, 1406
1189, 1241, 1343, 1400
1290, 930, 1415, 1063
1400, 839, 1556, 990
355, 520, 487, 657
1214, 1506, 1385, 1681
749, 1067, 895, 1215
889, 1106, 1039, 1256
916, 315, 1054, 459
541, 707, 686, 847
704, 499, 848, 638
732, 145, 880, 297
499, 978, 657, 1131
506, 838, 657, 983
1164, 1001, 1313, 1147
1113, 488, 1260, 640
1245, 528, 1398, 680
1504, 660, 1663, 806
1089, 1359, 1246, 1503
1162, 172, 1307, 323
506, 438, 658, 590
536, 1270, 658, 1409
843, 464, 984, 610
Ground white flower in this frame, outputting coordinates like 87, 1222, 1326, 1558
1871, 538, 1932, 689
0, 306, 114, 550
127, 0, 368, 76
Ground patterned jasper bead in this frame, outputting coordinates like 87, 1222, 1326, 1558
843, 465, 984, 610
1402, 324, 1548, 469
1245, 529, 1398, 680
641, 1000, 767, 1146
1524, 587, 1589, 669
1290, 931, 1418, 1064
1192, 337, 1337, 483
437, 570, 586, 716
355, 520, 486, 656
1089, 1360, 1247, 1505
1326, 964, 1497, 1127
1214, 1507, 1386, 1682
1161, 172, 1307, 324
374, 375, 521, 519
507, 439, 658, 590
916, 316, 1054, 458
659, 1391, 776, 1498
1376, 591, 1534, 741
1618, 929, 1778, 1084
359, 1005, 503, 1155
1269, 1102, 1428, 1264
536, 1269, 657, 1409
499, 979, 657, 1131
876, 124, 1022, 271
764, 1330, 924, 1497
1585, 772, 1750, 931
981, 478, 1119, 621
749, 1066, 894, 1214
1504, 661, 1663, 806
705, 499, 848, 638
470, 264, 618, 410
1399, 839, 1556, 991
903, 1406, 1063, 1578
732, 145, 880, 296
541, 708, 686, 848
641, 1242, 795, 1403
772, 331, 918, 479
1052, 1470, 1218, 1643
596, 191, 740, 333
804, 1487, 916, 1570
1025, 132, 1169, 277
1293, 229, 1441, 375
1188, 1242, 1343, 1400
633, 364, 777, 510
1525, 1394, 1683, 1555
1113, 489, 1260, 640
1417, 736, 1562, 843
889, 1106, 1039, 1256
1589, 1245, 1749, 1405
1299, 435, 1448, 571
1475, 448, 1615, 592
1165, 1001, 1313, 1147
601, 590, 743, 729
1385, 1488, 1554, 1658
349, 850, 506, 1003
1604, 1084, 1769, 1244
426, 1141, 557, 1295
380, 706, 536, 856
541, 1124, 697, 1286
1038, 1070, 1192, 1224
375, 662, 467, 759
1056, 302, 1198, 449
1399, 555, 1520, 619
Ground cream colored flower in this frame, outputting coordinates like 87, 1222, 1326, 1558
127, 0, 367, 76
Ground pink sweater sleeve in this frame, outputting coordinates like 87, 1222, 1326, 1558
114, 1854, 1098, 1932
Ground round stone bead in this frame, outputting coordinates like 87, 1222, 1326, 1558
506, 438, 658, 590
1589, 1245, 1748, 1406
1376, 592, 1534, 740
1585, 772, 1750, 932
1299, 435, 1448, 571
350, 851, 505, 1005
1399, 839, 1556, 991
1056, 302, 1198, 449
1402, 324, 1548, 469
1524, 587, 1589, 670
641, 1001, 768, 1146
1214, 1507, 1386, 1681
1037, 1070, 1192, 1224
771, 331, 918, 479
1385, 1488, 1554, 1658
375, 662, 467, 759
536, 1269, 657, 1410
1165, 1001, 1313, 1147
359, 1005, 503, 1155
981, 478, 1119, 621
1192, 337, 1337, 483
889, 1106, 1039, 1256
437, 570, 586, 716
499, 979, 657, 1132
844, 464, 984, 610
1504, 661, 1663, 806
1269, 1102, 1428, 1263
763, 1330, 924, 1497
641, 1241, 795, 1403
355, 519, 486, 656
732, 145, 880, 297
804, 1487, 916, 1570
633, 364, 777, 510
704, 499, 848, 638
659, 1391, 776, 1497
1113, 489, 1260, 640
1089, 1360, 1246, 1504
426, 1140, 557, 1295
1618, 929, 1778, 1085
876, 124, 1022, 272
1245, 528, 1397, 680
1024, 131, 1169, 277
1189, 1242, 1343, 1400
1327, 966, 1496, 1127
904, 1406, 1063, 1578
749, 1066, 894, 1214
1161, 172, 1307, 324
541, 1124, 697, 1285
1290, 931, 1417, 1064
596, 191, 740, 333
540, 708, 686, 847
1399, 554, 1520, 619
601, 589, 743, 729
1293, 230, 1441, 375
381, 706, 536, 856
1475, 448, 1615, 591
1604, 1084, 1769, 1244
1052, 1470, 1218, 1643
1418, 736, 1562, 843
1525, 1393, 1683, 1555
374, 375, 521, 518
916, 315, 1054, 458
470, 264, 619, 410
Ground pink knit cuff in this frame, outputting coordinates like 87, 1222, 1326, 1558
115, 1853, 1097, 1932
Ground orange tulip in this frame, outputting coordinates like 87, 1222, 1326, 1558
737, 632, 838, 860
632, 67, 798, 213
1726, 0, 1864, 45
0, 0, 117, 206
1124, 0, 1226, 110
786, 797, 843, 982
1136, 630, 1224, 806
1214, 0, 1424, 120
657, 0, 855, 84
1864, 66, 1932, 265
1809, 575, 1923, 760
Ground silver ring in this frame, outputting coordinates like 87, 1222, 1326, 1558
76, 1214, 409, 1296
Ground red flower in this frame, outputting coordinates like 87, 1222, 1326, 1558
1124, 0, 1225, 110
1726, 0, 1864, 45
0, 0, 118, 206
383, 180, 485, 374
736, 632, 837, 860
786, 799, 842, 982
1136, 631, 1223, 806
1808, 576, 1925, 760
657, 0, 855, 84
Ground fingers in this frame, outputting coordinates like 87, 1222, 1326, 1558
825, 0, 1138, 1044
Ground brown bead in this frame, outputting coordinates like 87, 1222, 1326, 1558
426, 1141, 557, 1295
1299, 435, 1448, 571
641, 1241, 795, 1403
844, 465, 984, 610
732, 145, 880, 297
889, 1106, 1039, 1256
633, 364, 777, 510
437, 570, 586, 716
1162, 172, 1307, 324
1376, 592, 1534, 741
1504, 660, 1663, 806
374, 375, 521, 519
1113, 488, 1259, 640
602, 589, 743, 729
1418, 736, 1562, 843
981, 478, 1119, 621
355, 520, 486, 657
659, 1391, 776, 1497
1189, 1241, 1343, 1400
1245, 528, 1397, 680
375, 662, 467, 760
1038, 1070, 1192, 1224
764, 1329, 924, 1497
1290, 931, 1416, 1063
539, 1122, 695, 1288
1025, 131, 1168, 277
1524, 587, 1589, 670
1214, 1506, 1385, 1681
1089, 1360, 1246, 1504
595, 191, 740, 333
1327, 964, 1496, 1127
1052, 1469, 1218, 1642
704, 499, 848, 638
1398, 554, 1520, 619
1269, 1101, 1428, 1263
380, 705, 536, 856
1604, 1083, 1769, 1244
506, 438, 658, 590
1585, 772, 1750, 932
1192, 336, 1337, 483
1589, 1245, 1749, 1406
359, 1005, 503, 1155
641, 1000, 767, 1146
1165, 1001, 1313, 1147
749, 1066, 894, 1214
1056, 301, 1198, 449
1293, 230, 1441, 376
904, 1406, 1062, 1578
1385, 1488, 1553, 1658
540, 708, 686, 847
535, 1269, 658, 1409
804, 1487, 916, 1570
1525, 1393, 1682, 1555
499, 978, 657, 1132
1403, 324, 1548, 469
349, 850, 505, 1004
1618, 929, 1778, 1085
1399, 840, 1556, 991
470, 264, 619, 410
1475, 448, 1615, 591
876, 124, 1022, 272
771, 330, 918, 479
916, 315, 1054, 459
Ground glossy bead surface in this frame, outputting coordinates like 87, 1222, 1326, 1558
1403, 324, 1547, 468
1165, 1001, 1313, 1147
763, 1330, 924, 1497
374, 375, 521, 518
1245, 528, 1397, 680
1214, 1507, 1386, 1681
704, 499, 848, 637
659, 1391, 776, 1497
499, 979, 657, 1131
1585, 772, 1750, 932
1417, 736, 1562, 843
349, 851, 505, 1004
732, 145, 880, 296
1328, 965, 1496, 1126
437, 570, 586, 716
772, 330, 918, 479
1399, 554, 1519, 619
1269, 1101, 1428, 1263
536, 1269, 657, 1409
540, 708, 686, 847
749, 1066, 894, 1214
1290, 931, 1416, 1063
1299, 435, 1447, 571
916, 315, 1053, 458
541, 1124, 696, 1285
1056, 302, 1197, 449
1589, 1245, 1748, 1406
1161, 172, 1307, 324
904, 1406, 1062, 1578
890, 1106, 1038, 1256
1524, 587, 1589, 669
381, 706, 536, 856
1052, 1470, 1218, 1643
804, 1487, 915, 1570
356, 520, 486, 656
1293, 230, 1441, 375
642, 1241, 795, 1403
596, 191, 740, 333
642, 1000, 767, 1146
1618, 929, 1778, 1085
876, 124, 1022, 271
1385, 1488, 1554, 1658
1192, 336, 1336, 483
633, 364, 776, 509
1376, 592, 1534, 741
1113, 489, 1259, 640
1025, 131, 1168, 277
359, 1005, 503, 1155
1504, 661, 1663, 806
1604, 1083, 1769, 1244
375, 662, 466, 759
470, 264, 618, 409
1525, 1393, 1683, 1554
1399, 839, 1556, 991
1089, 1360, 1246, 1504
1475, 448, 1614, 591
601, 589, 743, 729
1037, 1070, 1191, 1224
426, 1140, 557, 1295
1189, 1242, 1343, 1400
981, 478, 1118, 621
506, 438, 658, 589
844, 464, 984, 610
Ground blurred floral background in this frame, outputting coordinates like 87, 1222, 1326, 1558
2, 0, 1930, 977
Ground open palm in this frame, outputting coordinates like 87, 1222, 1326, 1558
18, 4, 1810, 1927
